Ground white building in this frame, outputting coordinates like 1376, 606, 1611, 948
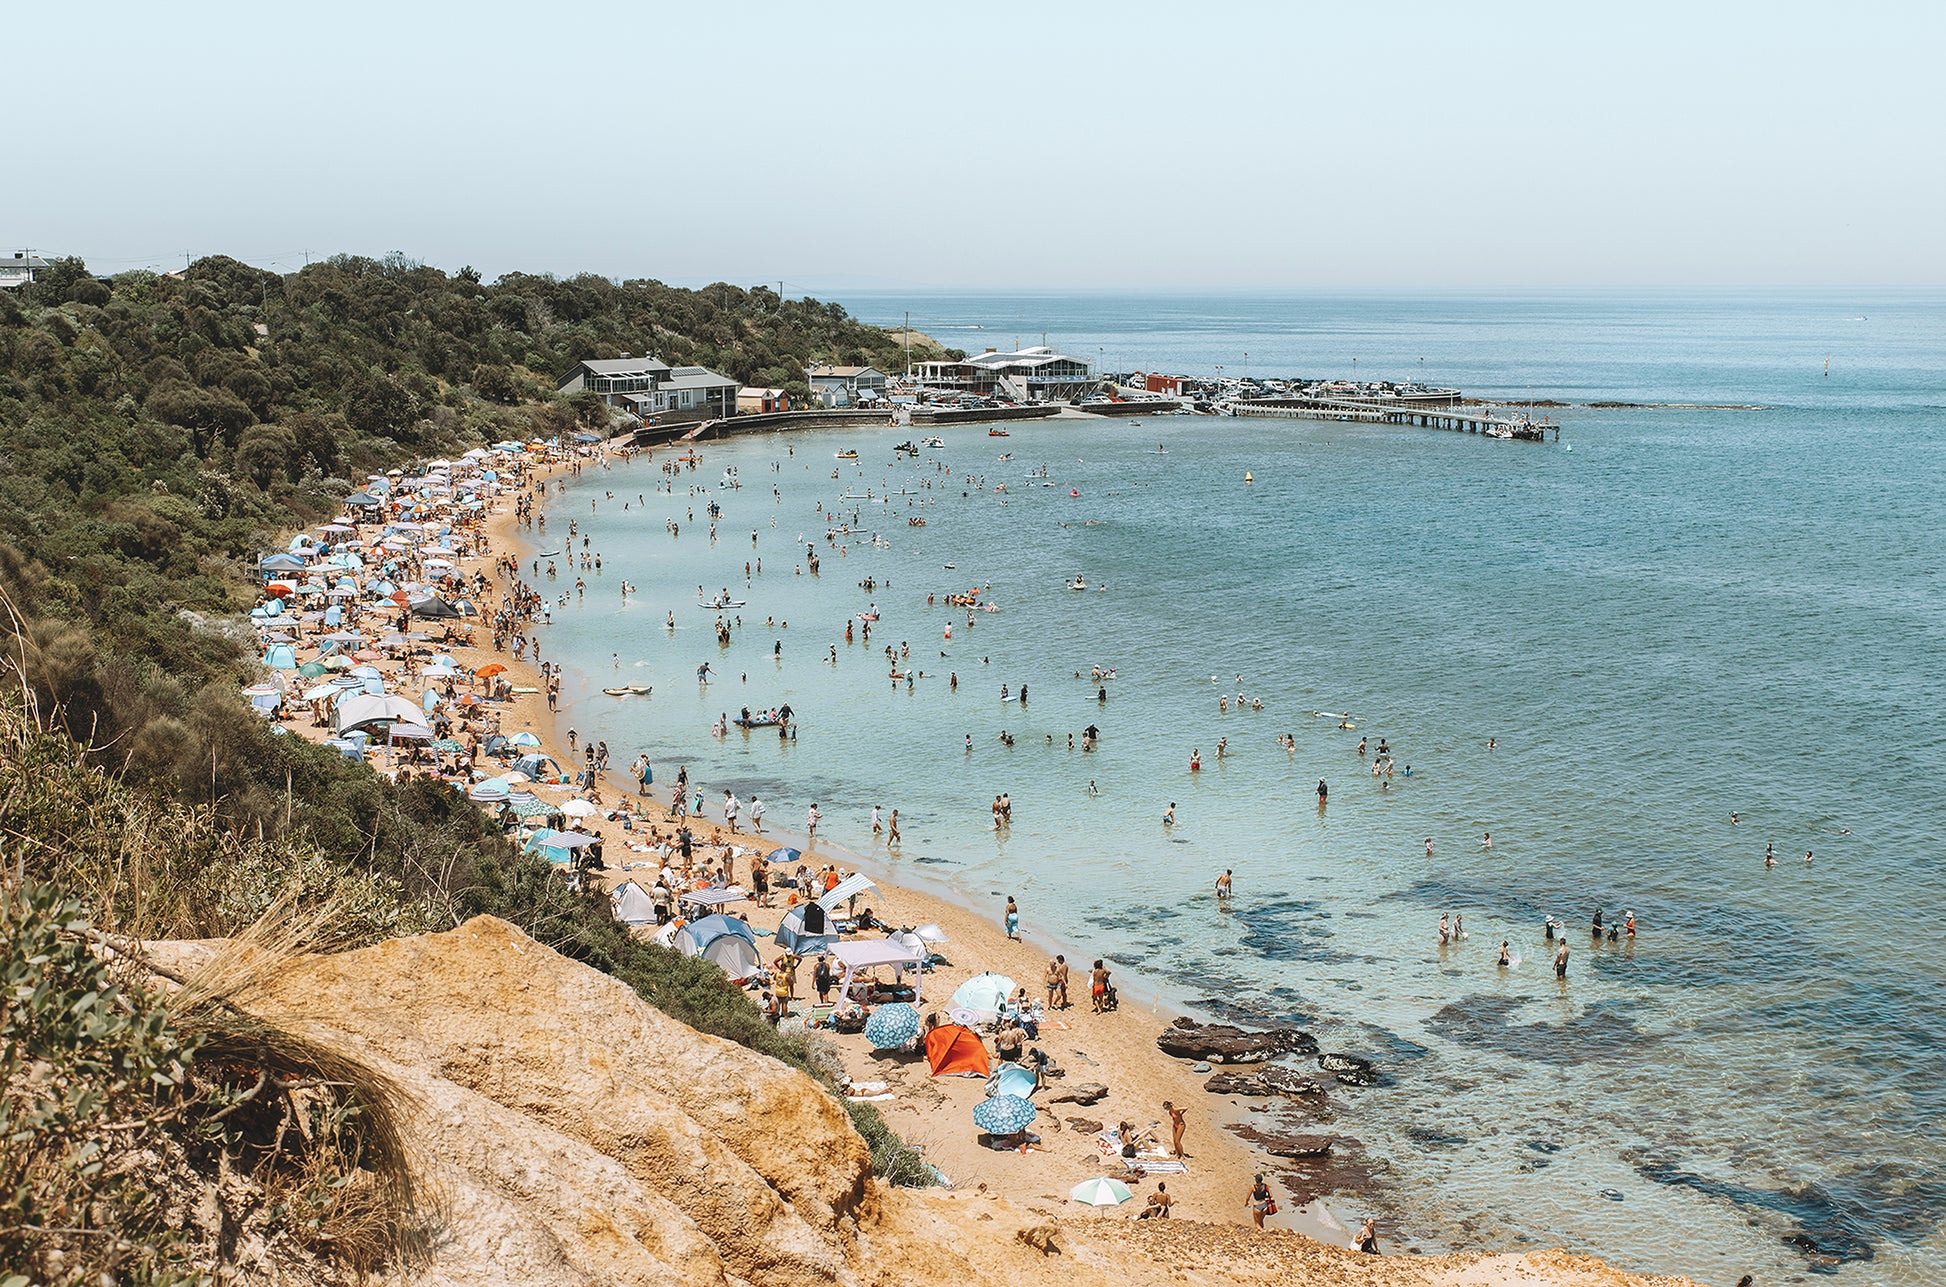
912, 346, 1094, 401
0, 252, 51, 290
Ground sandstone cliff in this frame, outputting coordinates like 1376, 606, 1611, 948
247, 918, 1699, 1287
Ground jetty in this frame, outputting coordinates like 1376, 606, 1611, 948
1232, 394, 1558, 441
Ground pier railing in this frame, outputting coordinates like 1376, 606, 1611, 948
1232, 395, 1558, 441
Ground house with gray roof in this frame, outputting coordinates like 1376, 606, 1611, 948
559, 354, 738, 424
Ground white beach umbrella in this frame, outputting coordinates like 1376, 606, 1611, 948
560, 799, 599, 819
1069, 1177, 1133, 1207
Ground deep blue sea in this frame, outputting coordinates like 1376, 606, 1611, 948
540, 291, 1946, 1286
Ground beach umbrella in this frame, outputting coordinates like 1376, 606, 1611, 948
241, 684, 279, 698
476, 663, 507, 678
988, 1064, 1039, 1099
765, 847, 803, 865
971, 1094, 1037, 1135
297, 661, 327, 678
301, 682, 342, 701
951, 973, 1017, 1018
509, 731, 542, 747
560, 798, 598, 818
911, 922, 949, 944
864, 1002, 921, 1051
1068, 1178, 1133, 1208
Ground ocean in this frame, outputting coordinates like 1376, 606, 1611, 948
537, 291, 1946, 1286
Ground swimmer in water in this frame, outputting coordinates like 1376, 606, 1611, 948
1163, 802, 1176, 826
1497, 941, 1510, 966
1481, 831, 1492, 849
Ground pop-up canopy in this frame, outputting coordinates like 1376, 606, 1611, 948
827, 938, 926, 1004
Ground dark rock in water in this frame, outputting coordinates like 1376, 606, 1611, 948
1262, 1134, 1338, 1159
1318, 1052, 1379, 1086
1158, 1017, 1318, 1064
1046, 1082, 1109, 1106
1203, 1066, 1328, 1098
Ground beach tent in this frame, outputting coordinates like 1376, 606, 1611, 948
264, 643, 298, 670
674, 915, 762, 980
524, 828, 598, 863
816, 872, 877, 912
924, 1024, 990, 1077
950, 972, 1016, 1021
774, 905, 838, 955
673, 913, 757, 955
827, 938, 926, 1005
511, 753, 564, 780
611, 880, 656, 926
408, 596, 464, 619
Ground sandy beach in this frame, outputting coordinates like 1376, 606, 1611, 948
270, 443, 1335, 1241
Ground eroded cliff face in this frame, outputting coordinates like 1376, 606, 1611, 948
250, 919, 1699, 1287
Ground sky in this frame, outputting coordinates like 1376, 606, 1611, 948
6, 0, 1943, 291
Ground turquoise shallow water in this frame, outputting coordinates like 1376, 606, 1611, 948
537, 292, 1946, 1286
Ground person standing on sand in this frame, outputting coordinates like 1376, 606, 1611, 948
1248, 1174, 1274, 1228
1053, 955, 1071, 1008
1356, 1217, 1380, 1254
1090, 960, 1111, 1012
1163, 1101, 1187, 1158
1004, 896, 1020, 940
1044, 957, 1061, 1008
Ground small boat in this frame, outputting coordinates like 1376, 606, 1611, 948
835, 450, 859, 460
988, 428, 1010, 437
697, 597, 746, 610
602, 687, 629, 696
923, 437, 945, 448
734, 714, 782, 729
627, 684, 652, 695
894, 441, 919, 454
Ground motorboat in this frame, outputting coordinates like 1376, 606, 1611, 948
988, 428, 1010, 437
698, 596, 746, 610
835, 450, 859, 460
922, 437, 945, 448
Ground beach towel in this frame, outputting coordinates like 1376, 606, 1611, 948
1134, 1159, 1188, 1174
846, 1093, 896, 1102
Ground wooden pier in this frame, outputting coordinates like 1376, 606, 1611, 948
1233, 395, 1558, 441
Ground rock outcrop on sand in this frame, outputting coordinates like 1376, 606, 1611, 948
245, 918, 1698, 1287
1157, 1017, 1319, 1064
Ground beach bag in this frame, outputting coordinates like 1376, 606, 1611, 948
1264, 1199, 1279, 1216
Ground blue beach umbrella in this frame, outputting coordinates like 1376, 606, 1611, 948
864, 1002, 921, 1051
765, 847, 803, 865
951, 973, 1017, 1017
987, 1064, 1039, 1099
971, 1093, 1037, 1135
509, 731, 542, 748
